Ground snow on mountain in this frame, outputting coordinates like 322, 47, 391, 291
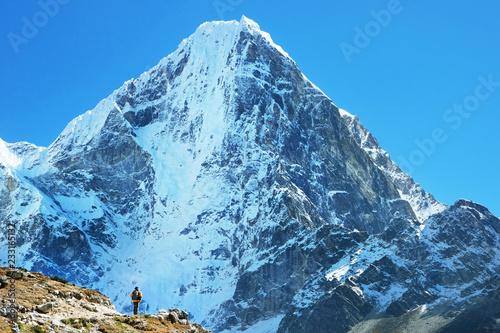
0, 139, 22, 169
1, 16, 499, 333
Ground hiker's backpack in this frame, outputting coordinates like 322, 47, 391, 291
132, 290, 141, 301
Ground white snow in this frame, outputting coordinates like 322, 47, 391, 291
0, 138, 22, 168
240, 16, 290, 60
325, 236, 394, 283
220, 315, 285, 333
54, 96, 117, 150
326, 264, 350, 281
365, 282, 408, 310
338, 108, 354, 118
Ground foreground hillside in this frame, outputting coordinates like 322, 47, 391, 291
0, 267, 212, 333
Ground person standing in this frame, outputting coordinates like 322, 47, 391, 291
130, 286, 143, 315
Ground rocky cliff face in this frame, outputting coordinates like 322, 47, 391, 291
0, 16, 499, 333
277, 200, 500, 333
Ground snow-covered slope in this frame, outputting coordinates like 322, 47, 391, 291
1, 16, 499, 333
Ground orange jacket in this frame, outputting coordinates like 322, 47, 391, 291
130, 290, 143, 302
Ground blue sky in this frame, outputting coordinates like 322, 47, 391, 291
1, 0, 499, 217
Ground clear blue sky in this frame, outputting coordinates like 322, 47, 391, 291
1, 0, 499, 217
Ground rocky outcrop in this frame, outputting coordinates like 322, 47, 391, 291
0, 267, 212, 333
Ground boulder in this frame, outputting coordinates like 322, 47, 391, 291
169, 308, 189, 320
168, 311, 179, 323
82, 303, 98, 312
6, 270, 24, 280
0, 277, 8, 288
36, 302, 54, 314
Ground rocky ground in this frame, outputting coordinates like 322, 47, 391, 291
0, 267, 213, 333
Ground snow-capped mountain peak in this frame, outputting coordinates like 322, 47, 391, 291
1, 17, 498, 333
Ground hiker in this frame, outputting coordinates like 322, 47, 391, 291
130, 286, 143, 315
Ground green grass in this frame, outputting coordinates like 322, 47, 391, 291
49, 276, 69, 284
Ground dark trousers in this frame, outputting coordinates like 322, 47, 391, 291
133, 301, 139, 315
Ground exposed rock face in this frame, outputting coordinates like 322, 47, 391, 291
0, 16, 499, 333
277, 200, 500, 333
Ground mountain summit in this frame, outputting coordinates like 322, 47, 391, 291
1, 17, 499, 332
